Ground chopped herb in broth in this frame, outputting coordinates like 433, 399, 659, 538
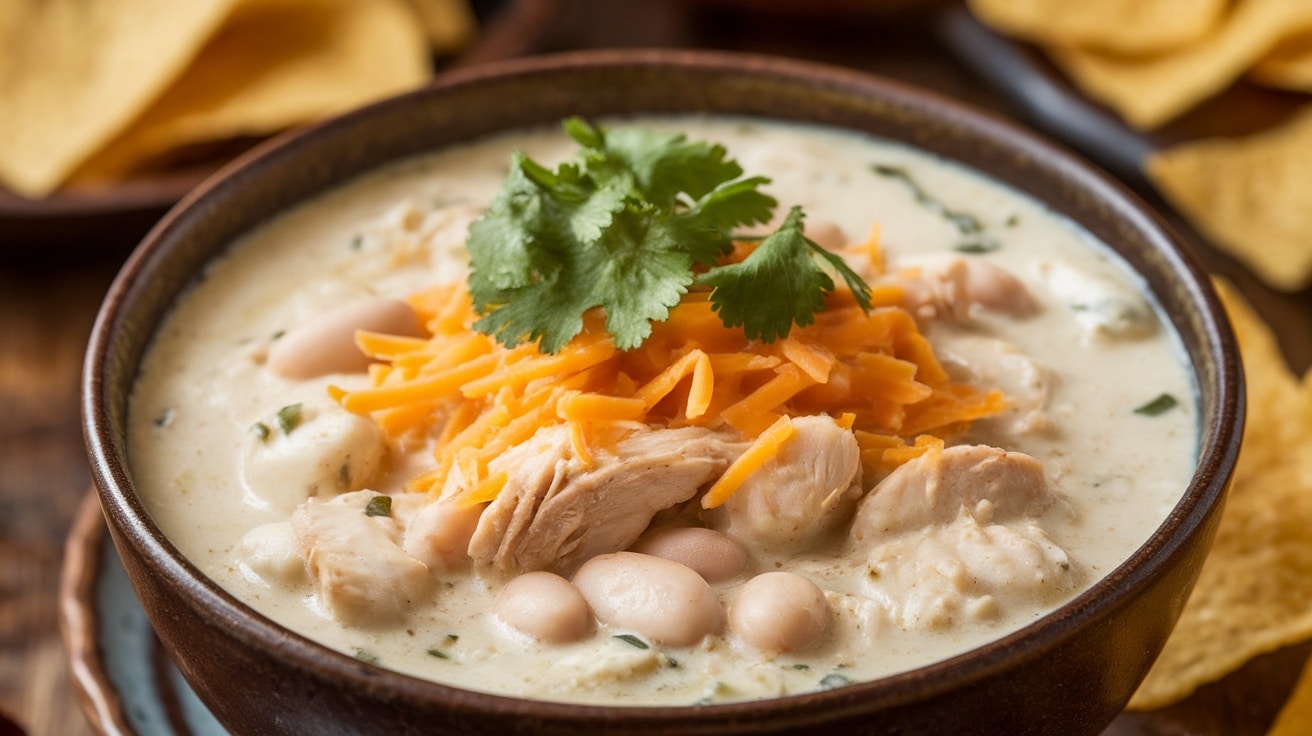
276, 403, 302, 434
364, 495, 392, 518
872, 162, 999, 252
614, 634, 650, 650
819, 672, 853, 690
1134, 393, 1179, 416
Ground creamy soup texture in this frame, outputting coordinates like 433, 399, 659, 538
129, 117, 1198, 706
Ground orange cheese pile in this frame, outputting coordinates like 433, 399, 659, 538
332, 249, 1005, 508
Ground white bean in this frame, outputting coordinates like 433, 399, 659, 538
492, 571, 594, 644
629, 526, 748, 583
572, 552, 724, 647
893, 254, 1037, 323
729, 571, 830, 654
267, 297, 421, 379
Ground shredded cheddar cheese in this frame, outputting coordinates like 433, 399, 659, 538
702, 415, 797, 509
332, 239, 1006, 507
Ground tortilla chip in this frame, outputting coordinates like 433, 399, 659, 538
1252, 31, 1312, 91
1145, 108, 1312, 292
1046, 0, 1312, 129
403, 0, 477, 54
69, 0, 432, 184
0, 0, 244, 197
967, 0, 1228, 55
1128, 279, 1312, 710
1269, 658, 1312, 736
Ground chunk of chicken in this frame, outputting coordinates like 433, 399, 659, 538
468, 425, 744, 575
849, 444, 1050, 544
714, 415, 862, 554
461, 426, 579, 572
402, 497, 484, 573
237, 522, 307, 588
895, 255, 1037, 322
938, 336, 1051, 437
1039, 260, 1156, 339
291, 490, 431, 626
861, 514, 1076, 630
241, 398, 388, 513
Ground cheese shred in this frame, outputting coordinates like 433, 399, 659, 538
332, 262, 1006, 505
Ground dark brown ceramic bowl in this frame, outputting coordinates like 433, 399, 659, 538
83, 49, 1243, 736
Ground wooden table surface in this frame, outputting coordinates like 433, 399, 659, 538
1, 1, 1309, 734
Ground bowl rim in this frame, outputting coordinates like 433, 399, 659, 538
83, 47, 1245, 726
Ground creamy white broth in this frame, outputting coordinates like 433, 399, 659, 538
128, 117, 1197, 705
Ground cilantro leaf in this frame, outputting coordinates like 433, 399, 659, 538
466, 119, 872, 352
465, 154, 567, 295
808, 236, 874, 312
700, 206, 868, 342
688, 175, 777, 235
601, 126, 747, 208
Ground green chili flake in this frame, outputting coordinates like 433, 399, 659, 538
353, 648, 379, 664
271, 329, 286, 340
819, 672, 852, 690
694, 682, 729, 705
350, 233, 364, 250
251, 422, 270, 442
364, 495, 393, 518
1005, 214, 1020, 227
613, 634, 650, 650
426, 647, 450, 660
1133, 393, 1179, 416
445, 634, 459, 644
789, 663, 811, 671
954, 240, 1000, 255
872, 163, 988, 238
276, 403, 303, 434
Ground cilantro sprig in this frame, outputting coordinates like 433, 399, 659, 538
467, 118, 872, 353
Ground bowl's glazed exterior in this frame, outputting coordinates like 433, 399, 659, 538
83, 49, 1243, 736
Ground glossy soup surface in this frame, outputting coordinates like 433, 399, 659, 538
128, 117, 1197, 705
